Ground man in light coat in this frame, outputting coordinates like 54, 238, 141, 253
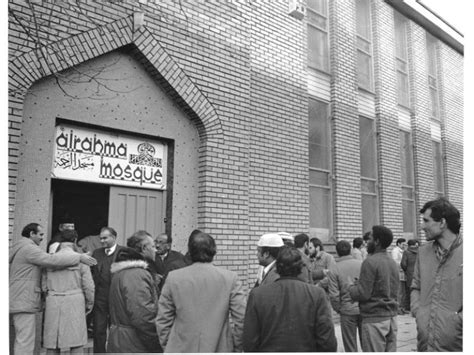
9, 222, 96, 355
411, 198, 462, 351
156, 231, 246, 353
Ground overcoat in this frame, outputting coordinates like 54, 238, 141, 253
156, 262, 246, 353
42, 248, 95, 349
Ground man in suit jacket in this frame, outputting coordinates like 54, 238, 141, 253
90, 226, 126, 354
243, 246, 337, 352
254, 233, 284, 287
154, 232, 189, 289
156, 232, 246, 353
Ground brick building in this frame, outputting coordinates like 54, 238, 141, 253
8, 0, 463, 288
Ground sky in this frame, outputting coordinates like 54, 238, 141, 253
420, 0, 468, 35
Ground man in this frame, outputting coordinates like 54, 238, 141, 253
351, 237, 365, 261
411, 198, 462, 351
90, 226, 126, 354
254, 233, 284, 287
9, 222, 96, 355
328, 240, 363, 352
107, 232, 161, 353
243, 247, 337, 352
308, 237, 336, 289
156, 232, 246, 352
349, 225, 399, 352
47, 215, 75, 253
293, 233, 313, 283
391, 238, 408, 314
154, 232, 188, 289
400, 239, 419, 312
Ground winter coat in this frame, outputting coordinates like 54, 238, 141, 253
310, 251, 336, 290
107, 249, 161, 353
9, 237, 81, 314
42, 247, 95, 349
400, 246, 418, 288
411, 238, 462, 351
156, 262, 246, 353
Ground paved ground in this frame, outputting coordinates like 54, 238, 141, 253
334, 313, 417, 352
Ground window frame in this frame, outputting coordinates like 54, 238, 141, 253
355, 0, 374, 92
307, 0, 330, 73
394, 11, 410, 108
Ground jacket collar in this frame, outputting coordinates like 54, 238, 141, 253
111, 259, 149, 274
337, 255, 354, 262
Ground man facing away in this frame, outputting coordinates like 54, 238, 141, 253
154, 232, 188, 289
243, 246, 337, 352
391, 238, 408, 314
411, 198, 462, 351
90, 226, 126, 354
254, 233, 284, 287
349, 225, 399, 352
9, 222, 97, 355
293, 233, 314, 283
156, 232, 246, 353
328, 240, 363, 352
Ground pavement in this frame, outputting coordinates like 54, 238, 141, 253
333, 312, 417, 352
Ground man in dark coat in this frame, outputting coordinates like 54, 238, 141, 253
90, 226, 126, 353
154, 233, 188, 289
243, 246, 337, 352
400, 239, 419, 311
107, 233, 161, 353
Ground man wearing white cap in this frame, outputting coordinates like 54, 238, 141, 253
254, 233, 284, 287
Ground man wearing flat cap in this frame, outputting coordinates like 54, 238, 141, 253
254, 233, 284, 287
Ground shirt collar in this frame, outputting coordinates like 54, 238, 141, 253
106, 243, 117, 255
263, 260, 276, 275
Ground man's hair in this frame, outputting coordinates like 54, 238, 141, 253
396, 238, 406, 246
294, 233, 309, 248
59, 214, 74, 225
420, 197, 461, 234
309, 237, 324, 251
59, 229, 78, 243
189, 229, 202, 238
353, 237, 364, 249
100, 226, 117, 237
127, 230, 151, 252
188, 232, 216, 262
372, 225, 393, 249
336, 240, 351, 257
276, 247, 303, 277
21, 223, 40, 238
259, 246, 281, 260
362, 231, 371, 241
157, 232, 172, 244
407, 239, 418, 247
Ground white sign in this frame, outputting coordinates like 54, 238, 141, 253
52, 124, 167, 190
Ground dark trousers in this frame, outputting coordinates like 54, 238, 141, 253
340, 314, 363, 352
93, 301, 109, 353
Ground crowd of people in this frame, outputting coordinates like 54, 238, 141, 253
9, 197, 462, 353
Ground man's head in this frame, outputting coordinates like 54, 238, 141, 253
59, 229, 79, 244
396, 238, 407, 250
58, 215, 75, 232
22, 223, 44, 246
99, 226, 118, 249
308, 237, 324, 257
336, 240, 351, 257
367, 225, 393, 254
276, 247, 303, 277
420, 198, 461, 240
353, 237, 364, 249
294, 233, 309, 254
155, 233, 172, 256
188, 232, 216, 263
127, 230, 156, 261
257, 233, 284, 267
407, 239, 419, 248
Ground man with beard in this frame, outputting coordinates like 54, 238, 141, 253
349, 225, 399, 352
293, 233, 313, 283
411, 198, 462, 351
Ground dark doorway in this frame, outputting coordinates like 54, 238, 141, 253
51, 179, 109, 241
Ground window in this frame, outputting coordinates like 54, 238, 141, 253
355, 0, 373, 91
432, 140, 445, 197
309, 98, 332, 230
359, 116, 378, 232
399, 130, 416, 234
307, 0, 329, 72
394, 12, 410, 107
426, 33, 439, 120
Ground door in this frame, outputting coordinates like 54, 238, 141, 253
108, 186, 166, 246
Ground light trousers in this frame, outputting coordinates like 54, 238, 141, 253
12, 312, 36, 355
361, 317, 398, 352
340, 314, 363, 352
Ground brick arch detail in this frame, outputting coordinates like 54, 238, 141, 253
8, 15, 223, 141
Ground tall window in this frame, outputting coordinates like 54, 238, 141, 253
426, 33, 439, 120
359, 116, 378, 232
307, 0, 329, 72
432, 140, 445, 197
309, 98, 332, 231
394, 12, 409, 107
355, 0, 373, 91
399, 130, 416, 234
